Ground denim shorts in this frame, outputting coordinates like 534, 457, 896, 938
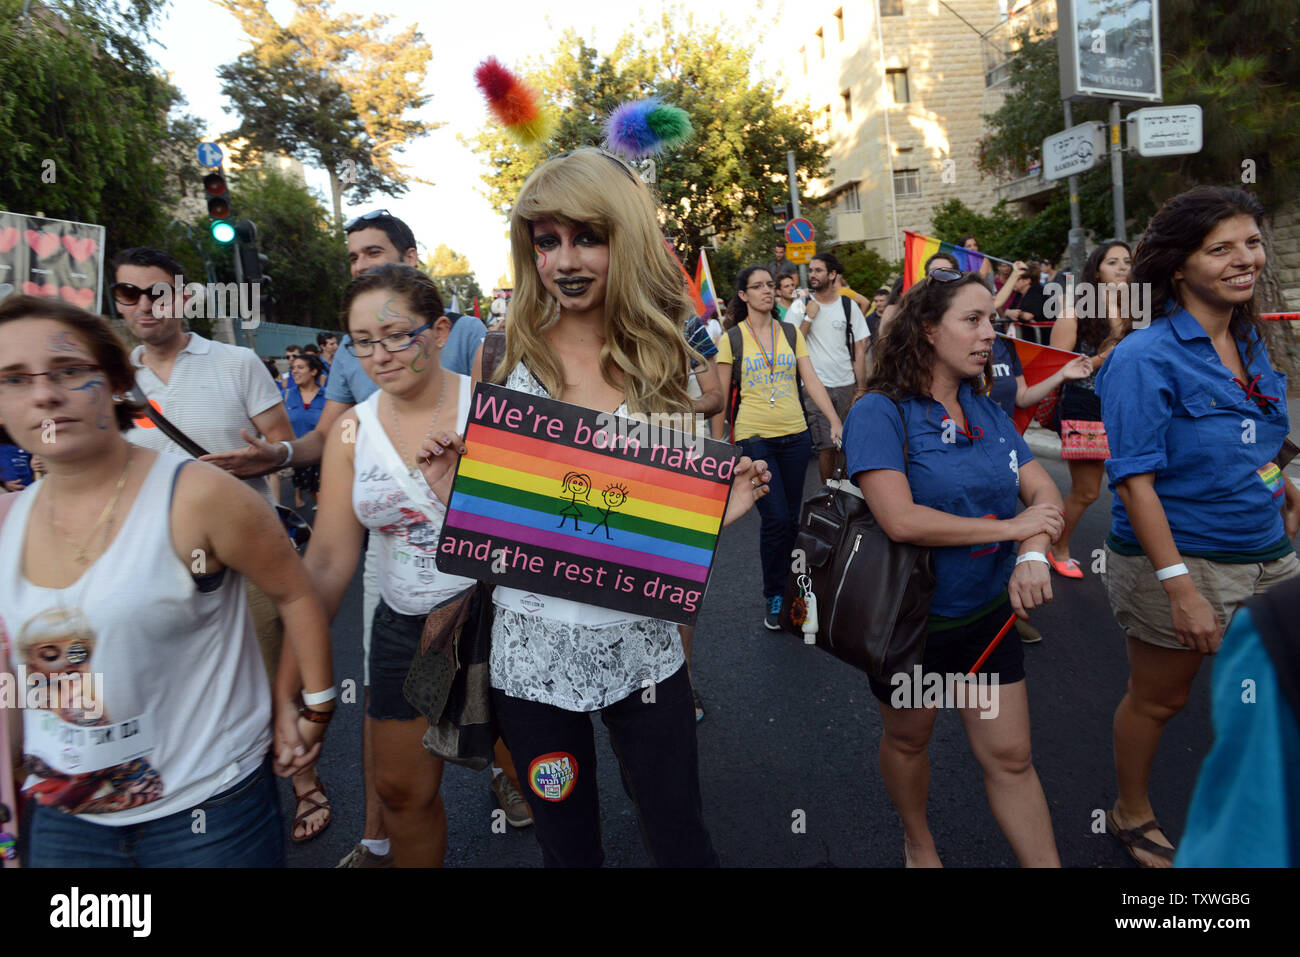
368, 598, 426, 721
27, 756, 283, 868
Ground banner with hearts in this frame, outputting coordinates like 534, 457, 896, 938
0, 211, 104, 312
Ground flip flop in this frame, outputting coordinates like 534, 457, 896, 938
292, 779, 331, 844
1048, 554, 1084, 579
1106, 810, 1175, 867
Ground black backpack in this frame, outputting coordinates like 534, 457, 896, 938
725, 320, 804, 443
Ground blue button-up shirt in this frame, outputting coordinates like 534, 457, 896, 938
844, 385, 1034, 617
1097, 306, 1289, 554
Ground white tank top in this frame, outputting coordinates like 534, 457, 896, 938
352, 374, 477, 616
0, 452, 271, 826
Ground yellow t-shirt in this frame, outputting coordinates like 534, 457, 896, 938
717, 320, 810, 440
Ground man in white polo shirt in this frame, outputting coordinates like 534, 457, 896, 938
800, 251, 869, 482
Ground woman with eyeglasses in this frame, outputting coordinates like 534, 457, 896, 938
465, 147, 770, 867
285, 353, 328, 508
716, 265, 843, 630
288, 264, 475, 867
1096, 187, 1300, 867
0, 295, 334, 867
843, 270, 1065, 867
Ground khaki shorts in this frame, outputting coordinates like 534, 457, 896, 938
246, 579, 285, 682
804, 384, 855, 452
1103, 546, 1300, 651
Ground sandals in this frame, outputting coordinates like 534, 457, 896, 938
1048, 554, 1084, 579
1106, 810, 1175, 867
692, 686, 705, 723
292, 778, 331, 844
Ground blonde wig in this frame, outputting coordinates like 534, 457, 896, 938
501, 148, 698, 419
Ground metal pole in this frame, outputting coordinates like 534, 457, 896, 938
1063, 100, 1087, 277
1109, 100, 1126, 242
787, 150, 807, 289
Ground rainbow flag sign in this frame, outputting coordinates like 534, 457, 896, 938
436, 383, 739, 624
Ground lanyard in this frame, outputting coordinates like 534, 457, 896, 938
745, 318, 777, 376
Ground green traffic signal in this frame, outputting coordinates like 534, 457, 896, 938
212, 220, 236, 244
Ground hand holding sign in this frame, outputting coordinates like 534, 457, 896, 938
725, 456, 771, 527
418, 431, 466, 505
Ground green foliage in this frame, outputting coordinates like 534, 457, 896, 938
215, 0, 437, 221
0, 0, 197, 267
423, 244, 483, 310
834, 246, 901, 299
469, 10, 828, 267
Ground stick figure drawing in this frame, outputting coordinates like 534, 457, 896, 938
589, 482, 629, 539
557, 471, 592, 530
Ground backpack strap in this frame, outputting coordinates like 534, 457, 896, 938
841, 296, 855, 362
480, 330, 507, 383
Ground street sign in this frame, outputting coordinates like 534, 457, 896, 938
784, 218, 814, 244
1126, 104, 1202, 157
1041, 121, 1107, 181
196, 142, 224, 168
785, 241, 815, 264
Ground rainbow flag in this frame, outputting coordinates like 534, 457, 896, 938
664, 238, 707, 317
695, 249, 718, 320
902, 231, 993, 290
999, 333, 1083, 434
438, 384, 737, 624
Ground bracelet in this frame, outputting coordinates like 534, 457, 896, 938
1155, 562, 1190, 582
299, 705, 334, 724
302, 687, 336, 706
278, 441, 294, 467
1015, 551, 1049, 566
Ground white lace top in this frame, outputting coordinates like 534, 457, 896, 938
489, 362, 684, 711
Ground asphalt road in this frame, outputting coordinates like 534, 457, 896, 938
281, 437, 1218, 868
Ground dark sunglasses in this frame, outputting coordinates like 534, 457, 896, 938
111, 281, 170, 306
343, 208, 392, 231
927, 267, 964, 284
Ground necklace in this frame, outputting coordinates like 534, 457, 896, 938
388, 373, 447, 477
745, 317, 779, 406
47, 446, 135, 566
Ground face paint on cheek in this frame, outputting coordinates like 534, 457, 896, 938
408, 335, 430, 374
534, 248, 547, 270
49, 332, 82, 354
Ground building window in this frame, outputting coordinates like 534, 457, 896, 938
800, 46, 807, 75
816, 27, 824, 59
893, 168, 921, 197
843, 183, 861, 213
834, 8, 845, 41
887, 68, 910, 104
841, 90, 852, 121
880, 0, 903, 15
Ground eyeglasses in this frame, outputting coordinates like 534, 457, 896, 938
344, 324, 431, 357
111, 282, 169, 306
0, 364, 103, 392
343, 209, 392, 231
746, 281, 777, 291
927, 268, 964, 284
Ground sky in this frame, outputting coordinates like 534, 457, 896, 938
151, 0, 782, 290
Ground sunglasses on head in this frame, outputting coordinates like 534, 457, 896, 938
111, 281, 170, 305
343, 208, 392, 231
927, 267, 964, 284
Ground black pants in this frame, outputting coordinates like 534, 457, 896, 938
493, 665, 719, 867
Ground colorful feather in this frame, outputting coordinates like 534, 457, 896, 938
474, 57, 553, 145
604, 99, 692, 160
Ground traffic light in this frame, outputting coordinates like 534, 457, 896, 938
771, 201, 793, 235
204, 170, 235, 243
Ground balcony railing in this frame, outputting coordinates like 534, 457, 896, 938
982, 0, 1058, 88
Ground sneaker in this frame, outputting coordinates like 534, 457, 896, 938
336, 842, 395, 868
490, 773, 534, 828
764, 595, 782, 630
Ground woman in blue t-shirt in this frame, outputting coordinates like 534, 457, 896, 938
285, 354, 327, 506
1097, 186, 1300, 868
843, 269, 1067, 867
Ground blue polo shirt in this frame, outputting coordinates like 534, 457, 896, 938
844, 385, 1034, 618
1097, 306, 1291, 558
443, 313, 487, 377
325, 336, 380, 405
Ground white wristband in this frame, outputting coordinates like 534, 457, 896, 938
302, 687, 336, 706
1015, 551, 1049, 566
1155, 563, 1190, 582
278, 440, 294, 467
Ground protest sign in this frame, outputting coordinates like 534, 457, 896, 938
0, 211, 105, 311
436, 383, 739, 625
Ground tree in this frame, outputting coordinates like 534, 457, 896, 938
470, 12, 828, 265
215, 0, 436, 222
423, 244, 483, 311
0, 0, 201, 267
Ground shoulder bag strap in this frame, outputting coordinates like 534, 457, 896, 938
480, 330, 507, 384
842, 296, 855, 361
129, 385, 210, 458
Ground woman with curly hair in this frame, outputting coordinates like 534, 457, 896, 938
1097, 186, 1300, 867
471, 147, 771, 867
842, 269, 1065, 867
1046, 241, 1131, 579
